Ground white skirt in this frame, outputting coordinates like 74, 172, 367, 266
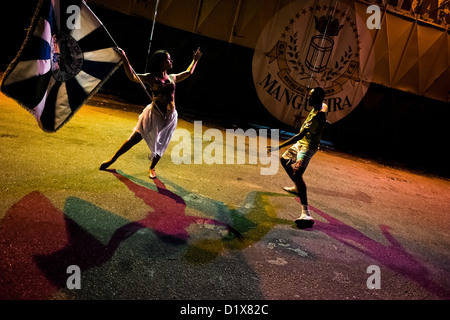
133, 104, 178, 159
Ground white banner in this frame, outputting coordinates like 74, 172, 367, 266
252, 0, 374, 126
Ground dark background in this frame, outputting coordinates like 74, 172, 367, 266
1, 2, 448, 177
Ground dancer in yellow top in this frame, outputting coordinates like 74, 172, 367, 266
268, 87, 328, 228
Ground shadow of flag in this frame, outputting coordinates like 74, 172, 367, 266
0, 0, 122, 132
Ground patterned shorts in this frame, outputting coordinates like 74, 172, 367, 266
281, 143, 317, 176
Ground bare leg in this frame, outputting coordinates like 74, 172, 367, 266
293, 164, 314, 228
281, 157, 300, 195
149, 154, 161, 179
280, 157, 294, 181
99, 131, 143, 170
294, 175, 308, 205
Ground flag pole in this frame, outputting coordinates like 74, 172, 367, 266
145, 0, 160, 72
100, 18, 165, 116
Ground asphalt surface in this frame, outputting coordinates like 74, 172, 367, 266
0, 92, 449, 306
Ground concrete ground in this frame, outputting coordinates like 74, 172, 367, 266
0, 92, 449, 303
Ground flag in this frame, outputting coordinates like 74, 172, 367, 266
1, 0, 122, 132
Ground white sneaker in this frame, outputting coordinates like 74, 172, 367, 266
299, 211, 313, 220
295, 212, 314, 228
283, 186, 298, 195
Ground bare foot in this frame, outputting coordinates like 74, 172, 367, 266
99, 159, 114, 171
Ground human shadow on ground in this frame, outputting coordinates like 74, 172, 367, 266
308, 204, 450, 299
2, 170, 448, 299
105, 169, 293, 264
0, 170, 292, 298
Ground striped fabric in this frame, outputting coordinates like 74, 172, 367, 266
1, 0, 122, 132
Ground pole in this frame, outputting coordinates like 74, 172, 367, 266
145, 0, 160, 72
87, 1, 164, 116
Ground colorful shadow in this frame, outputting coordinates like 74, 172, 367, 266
0, 170, 290, 299
107, 169, 293, 264
1, 171, 447, 299
308, 204, 450, 299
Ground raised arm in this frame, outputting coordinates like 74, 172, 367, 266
172, 47, 203, 83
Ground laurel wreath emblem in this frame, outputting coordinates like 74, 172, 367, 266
281, 4, 361, 87
286, 33, 356, 84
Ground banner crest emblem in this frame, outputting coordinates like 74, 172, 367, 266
252, 0, 374, 126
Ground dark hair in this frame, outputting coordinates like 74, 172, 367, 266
147, 50, 169, 76
312, 87, 326, 101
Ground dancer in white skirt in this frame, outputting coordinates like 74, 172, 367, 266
100, 47, 202, 179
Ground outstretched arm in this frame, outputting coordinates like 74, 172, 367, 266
267, 130, 305, 154
173, 47, 203, 83
114, 47, 150, 84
